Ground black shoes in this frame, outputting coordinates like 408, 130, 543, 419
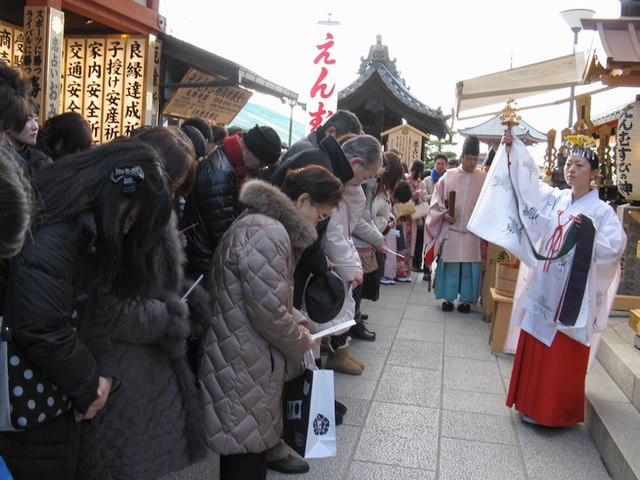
335, 400, 347, 425
442, 301, 471, 313
350, 322, 376, 341
457, 303, 471, 313
267, 454, 310, 474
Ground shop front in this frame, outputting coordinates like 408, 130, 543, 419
1, 0, 297, 142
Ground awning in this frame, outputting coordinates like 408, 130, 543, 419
159, 33, 298, 121
581, 17, 640, 87
455, 52, 596, 118
230, 102, 307, 146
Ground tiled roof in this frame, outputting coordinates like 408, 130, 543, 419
339, 63, 448, 123
459, 114, 547, 145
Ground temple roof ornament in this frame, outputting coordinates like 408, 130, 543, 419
339, 34, 450, 139
358, 34, 400, 78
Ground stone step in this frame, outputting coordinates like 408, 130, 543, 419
586, 361, 640, 480
596, 319, 640, 414
584, 320, 640, 480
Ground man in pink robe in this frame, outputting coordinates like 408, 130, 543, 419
424, 135, 486, 312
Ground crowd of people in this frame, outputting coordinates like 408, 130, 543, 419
0, 56, 628, 480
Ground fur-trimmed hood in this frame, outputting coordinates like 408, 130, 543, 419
239, 179, 317, 250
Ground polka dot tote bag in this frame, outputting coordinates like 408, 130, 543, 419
1, 318, 72, 432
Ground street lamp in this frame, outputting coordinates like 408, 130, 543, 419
559, 8, 596, 129
287, 99, 307, 147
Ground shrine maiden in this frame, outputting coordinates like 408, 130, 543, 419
468, 132, 626, 427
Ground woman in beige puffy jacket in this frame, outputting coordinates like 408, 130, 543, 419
199, 166, 344, 480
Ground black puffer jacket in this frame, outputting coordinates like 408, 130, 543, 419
278, 125, 325, 164
270, 134, 353, 187
78, 213, 209, 480
181, 148, 238, 284
0, 213, 118, 479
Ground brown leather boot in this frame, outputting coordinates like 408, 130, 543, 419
325, 347, 363, 375
347, 350, 364, 370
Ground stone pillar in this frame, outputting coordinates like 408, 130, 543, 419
143, 34, 162, 127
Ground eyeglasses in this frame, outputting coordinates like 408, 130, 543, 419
314, 204, 334, 222
318, 212, 332, 222
358, 161, 378, 181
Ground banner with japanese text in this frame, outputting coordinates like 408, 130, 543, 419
23, 7, 64, 122
302, 21, 343, 133
0, 20, 25, 67
63, 34, 156, 143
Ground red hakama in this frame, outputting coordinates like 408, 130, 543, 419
506, 330, 590, 426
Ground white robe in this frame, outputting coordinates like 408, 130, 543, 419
468, 137, 626, 347
424, 167, 486, 263
312, 185, 365, 335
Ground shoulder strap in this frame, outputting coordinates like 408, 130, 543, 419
0, 257, 16, 341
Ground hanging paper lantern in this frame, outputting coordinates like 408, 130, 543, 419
617, 100, 640, 201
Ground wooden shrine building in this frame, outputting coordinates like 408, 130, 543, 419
338, 35, 450, 147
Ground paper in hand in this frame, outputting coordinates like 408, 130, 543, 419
310, 319, 356, 341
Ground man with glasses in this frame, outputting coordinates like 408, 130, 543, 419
321, 135, 383, 373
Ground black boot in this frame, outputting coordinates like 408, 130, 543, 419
349, 322, 376, 341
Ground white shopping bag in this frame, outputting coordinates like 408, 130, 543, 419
282, 369, 336, 458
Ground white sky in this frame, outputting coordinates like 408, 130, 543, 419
160, 0, 638, 158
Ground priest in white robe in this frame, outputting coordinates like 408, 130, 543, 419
424, 135, 486, 313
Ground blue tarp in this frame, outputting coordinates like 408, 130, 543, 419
229, 103, 307, 147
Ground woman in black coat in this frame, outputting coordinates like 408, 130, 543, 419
0, 139, 173, 480
77, 127, 209, 479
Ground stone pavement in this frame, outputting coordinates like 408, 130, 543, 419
164, 271, 612, 480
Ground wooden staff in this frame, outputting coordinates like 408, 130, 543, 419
448, 191, 456, 218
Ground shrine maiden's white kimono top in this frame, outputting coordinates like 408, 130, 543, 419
468, 136, 626, 348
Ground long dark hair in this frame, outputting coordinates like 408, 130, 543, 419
410, 159, 424, 180
377, 151, 404, 196
31, 139, 172, 297
137, 126, 196, 197
0, 61, 31, 133
36, 111, 92, 160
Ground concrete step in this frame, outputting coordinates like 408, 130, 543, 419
585, 318, 640, 480
596, 317, 640, 413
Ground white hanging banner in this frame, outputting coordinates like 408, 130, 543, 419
617, 100, 640, 202
303, 20, 342, 133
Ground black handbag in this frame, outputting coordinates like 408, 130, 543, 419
1, 322, 72, 430
304, 270, 345, 324
0, 254, 88, 431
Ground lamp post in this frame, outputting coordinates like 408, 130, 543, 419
287, 99, 307, 147
559, 8, 595, 130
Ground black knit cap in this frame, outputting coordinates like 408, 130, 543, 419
180, 125, 207, 159
242, 124, 282, 165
